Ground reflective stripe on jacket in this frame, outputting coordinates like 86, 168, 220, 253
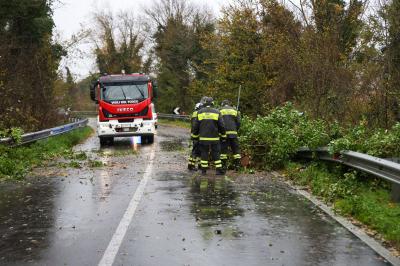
220, 105, 241, 138
193, 107, 226, 143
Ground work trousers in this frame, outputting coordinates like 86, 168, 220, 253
199, 142, 222, 169
188, 140, 201, 166
220, 137, 241, 160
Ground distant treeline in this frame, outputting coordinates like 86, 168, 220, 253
144, 0, 400, 128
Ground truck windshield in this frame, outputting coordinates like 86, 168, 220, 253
102, 83, 149, 101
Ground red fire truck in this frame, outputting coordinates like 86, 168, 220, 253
90, 73, 158, 146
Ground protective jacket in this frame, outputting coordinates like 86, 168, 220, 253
193, 107, 226, 144
190, 110, 199, 139
220, 105, 240, 138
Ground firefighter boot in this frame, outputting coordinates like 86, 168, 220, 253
221, 159, 228, 171
188, 164, 196, 171
188, 157, 195, 171
188, 160, 196, 171
201, 168, 207, 176
216, 168, 226, 176
234, 158, 241, 172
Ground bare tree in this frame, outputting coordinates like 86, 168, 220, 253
89, 10, 147, 74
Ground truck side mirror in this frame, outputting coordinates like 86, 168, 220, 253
90, 82, 99, 103
152, 81, 158, 99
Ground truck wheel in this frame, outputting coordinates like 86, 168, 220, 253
99, 137, 114, 146
99, 137, 107, 146
146, 135, 154, 144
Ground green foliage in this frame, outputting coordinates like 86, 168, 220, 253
240, 103, 330, 169
286, 162, 360, 201
0, 127, 24, 144
68, 161, 82, 169
329, 121, 400, 157
88, 160, 104, 168
186, 0, 368, 122
335, 189, 400, 247
241, 103, 400, 169
0, 127, 93, 180
10, 128, 24, 144
71, 152, 88, 161
285, 162, 400, 248
386, 0, 400, 100
0, 0, 64, 132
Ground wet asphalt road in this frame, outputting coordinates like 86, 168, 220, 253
0, 119, 392, 266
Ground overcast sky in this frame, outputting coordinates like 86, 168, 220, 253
53, 0, 228, 79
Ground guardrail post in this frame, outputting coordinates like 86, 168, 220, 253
392, 184, 400, 203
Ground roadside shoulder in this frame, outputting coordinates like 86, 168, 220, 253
271, 171, 400, 266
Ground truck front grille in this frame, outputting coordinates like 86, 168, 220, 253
102, 107, 149, 119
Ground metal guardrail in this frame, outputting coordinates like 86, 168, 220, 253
297, 147, 400, 202
157, 113, 190, 120
71, 111, 98, 117
0, 119, 89, 146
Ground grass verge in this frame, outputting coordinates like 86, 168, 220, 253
158, 118, 190, 129
284, 162, 400, 250
0, 126, 93, 180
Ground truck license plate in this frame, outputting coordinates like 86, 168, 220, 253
122, 127, 138, 132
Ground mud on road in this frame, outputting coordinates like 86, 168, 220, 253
0, 120, 392, 266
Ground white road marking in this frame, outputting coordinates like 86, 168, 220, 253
98, 146, 156, 266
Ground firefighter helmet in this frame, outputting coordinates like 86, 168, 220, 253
200, 96, 208, 105
221, 100, 231, 106
195, 102, 202, 110
204, 97, 214, 107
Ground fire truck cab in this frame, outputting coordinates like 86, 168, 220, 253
90, 74, 157, 146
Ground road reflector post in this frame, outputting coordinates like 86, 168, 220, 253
392, 184, 400, 203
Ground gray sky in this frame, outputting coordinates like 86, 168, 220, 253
53, 0, 228, 79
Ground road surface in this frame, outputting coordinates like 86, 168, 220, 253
0, 119, 391, 265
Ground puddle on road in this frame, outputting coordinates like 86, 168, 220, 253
189, 177, 244, 228
187, 177, 245, 241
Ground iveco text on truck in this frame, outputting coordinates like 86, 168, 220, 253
90, 73, 158, 146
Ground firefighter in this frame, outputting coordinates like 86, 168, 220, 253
188, 102, 202, 171
193, 97, 226, 175
220, 99, 241, 171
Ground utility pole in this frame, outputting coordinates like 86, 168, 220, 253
237, 85, 242, 110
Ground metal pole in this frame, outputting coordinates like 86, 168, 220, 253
237, 85, 242, 110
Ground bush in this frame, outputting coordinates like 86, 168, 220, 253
328, 121, 400, 158
240, 103, 330, 169
240, 103, 400, 169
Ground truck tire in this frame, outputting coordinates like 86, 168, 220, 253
145, 135, 154, 144
99, 137, 107, 146
99, 137, 114, 146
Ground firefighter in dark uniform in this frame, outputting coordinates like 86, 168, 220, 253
193, 97, 226, 175
188, 102, 202, 171
220, 100, 241, 171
